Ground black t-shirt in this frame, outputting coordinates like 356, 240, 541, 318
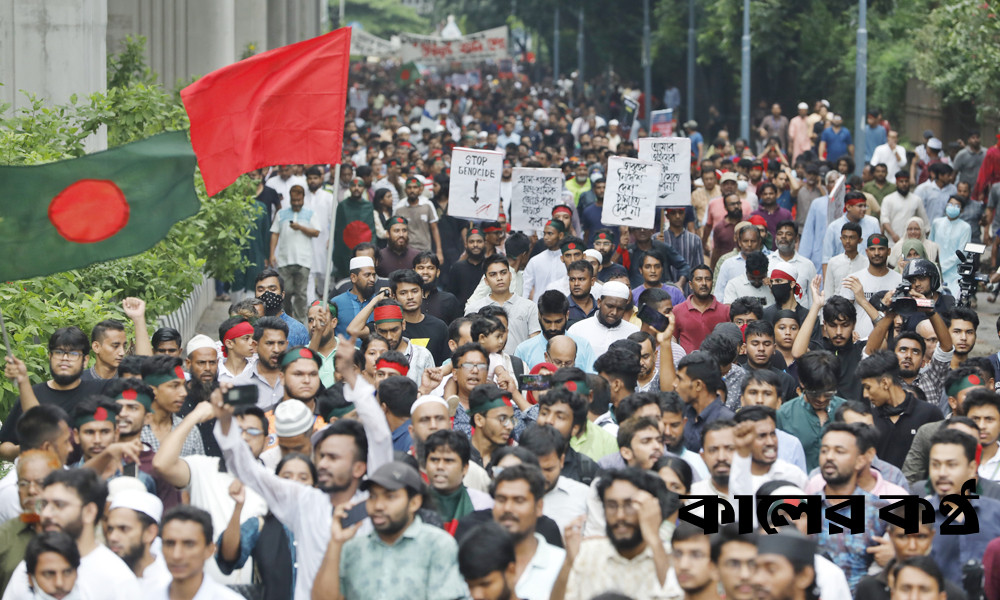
423, 288, 462, 325
0, 379, 108, 444
808, 338, 866, 401
448, 259, 485, 309
404, 314, 450, 365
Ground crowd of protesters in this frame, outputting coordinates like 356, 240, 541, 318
4, 59, 1000, 600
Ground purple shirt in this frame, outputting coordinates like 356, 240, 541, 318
750, 206, 794, 238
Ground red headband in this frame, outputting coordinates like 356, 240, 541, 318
222, 322, 254, 357
845, 196, 866, 208
375, 358, 409, 376
770, 269, 803, 298
373, 305, 404, 323
552, 205, 573, 216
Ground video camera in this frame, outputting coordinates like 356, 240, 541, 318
956, 242, 989, 308
887, 281, 932, 314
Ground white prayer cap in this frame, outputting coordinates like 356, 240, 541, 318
601, 281, 631, 300
584, 249, 603, 263
274, 400, 315, 438
478, 131, 488, 139
797, 102, 808, 110
410, 395, 448, 416
927, 137, 943, 151
110, 489, 164, 523
397, 126, 411, 135
350, 256, 375, 271
609, 119, 620, 126
186, 334, 216, 356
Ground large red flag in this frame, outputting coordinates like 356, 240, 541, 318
181, 28, 352, 196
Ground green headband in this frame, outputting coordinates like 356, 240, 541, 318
143, 365, 186, 387
74, 405, 119, 429
327, 403, 356, 419
947, 374, 984, 398
281, 346, 323, 369
469, 395, 513, 417
310, 299, 338, 319
114, 389, 153, 412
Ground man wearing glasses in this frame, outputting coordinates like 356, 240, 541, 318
776, 350, 847, 471
467, 383, 517, 468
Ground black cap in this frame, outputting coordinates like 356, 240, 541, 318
360, 461, 424, 493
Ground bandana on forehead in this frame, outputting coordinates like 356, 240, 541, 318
390, 216, 408, 226
310, 299, 338, 319
74, 405, 119, 429
144, 365, 186, 387
552, 205, 573, 216
375, 358, 409, 376
466, 228, 485, 239
469, 394, 513, 416
222, 321, 255, 358
770, 269, 803, 298
546, 219, 567, 233
280, 346, 323, 369
352, 177, 364, 185
947, 374, 982, 398
374, 305, 404, 323
406, 176, 422, 187
115, 388, 153, 411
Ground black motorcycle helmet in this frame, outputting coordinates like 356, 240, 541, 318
901, 258, 940, 293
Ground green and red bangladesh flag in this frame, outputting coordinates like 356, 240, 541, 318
0, 131, 198, 282
3, 28, 353, 281
399, 62, 420, 87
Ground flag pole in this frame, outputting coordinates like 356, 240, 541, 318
321, 163, 341, 307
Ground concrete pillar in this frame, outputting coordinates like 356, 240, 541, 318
267, 0, 287, 50
235, 0, 268, 57
0, 0, 108, 150
185, 0, 236, 78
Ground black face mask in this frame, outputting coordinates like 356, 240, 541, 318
259, 291, 284, 316
771, 282, 792, 305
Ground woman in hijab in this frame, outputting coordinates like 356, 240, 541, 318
888, 216, 940, 269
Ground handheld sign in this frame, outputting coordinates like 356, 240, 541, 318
826, 175, 846, 224
637, 137, 691, 207
448, 147, 503, 221
601, 156, 661, 229
510, 168, 564, 232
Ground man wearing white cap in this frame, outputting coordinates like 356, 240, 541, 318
567, 281, 639, 358
607, 119, 622, 152
788, 102, 813, 163
331, 256, 378, 339
408, 395, 490, 492
106, 489, 171, 590
259, 399, 314, 470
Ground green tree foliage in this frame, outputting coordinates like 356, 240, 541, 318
0, 36, 257, 415
915, 0, 1000, 122
331, 0, 430, 37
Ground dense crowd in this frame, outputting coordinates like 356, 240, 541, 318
4, 61, 1000, 600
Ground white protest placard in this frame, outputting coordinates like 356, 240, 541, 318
601, 156, 662, 228
448, 147, 504, 221
509, 168, 564, 232
827, 175, 846, 224
637, 137, 691, 207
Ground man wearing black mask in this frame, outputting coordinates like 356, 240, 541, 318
255, 268, 309, 346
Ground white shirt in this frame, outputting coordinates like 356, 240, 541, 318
543, 475, 590, 532
523, 249, 565, 300
728, 453, 807, 529
837, 267, 901, 337
567, 315, 639, 358
723, 276, 775, 305
217, 356, 256, 384
306, 187, 335, 274
4, 545, 140, 600
270, 208, 317, 268
149, 574, 246, 600
265, 174, 307, 210
824, 252, 868, 295
869, 143, 908, 179
138, 553, 171, 591
879, 191, 929, 239
516, 534, 567, 600
979, 443, 1000, 482
0, 466, 20, 524
816, 554, 853, 600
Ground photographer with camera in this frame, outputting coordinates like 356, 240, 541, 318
899, 259, 957, 331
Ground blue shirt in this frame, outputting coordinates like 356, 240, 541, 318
821, 126, 853, 162
689, 131, 704, 160
392, 420, 413, 453
331, 289, 373, 338
280, 312, 310, 347
581, 203, 612, 245
799, 195, 829, 272
514, 332, 597, 373
863, 125, 887, 162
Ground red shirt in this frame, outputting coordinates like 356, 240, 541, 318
673, 296, 731, 354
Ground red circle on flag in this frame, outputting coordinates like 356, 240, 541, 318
94, 407, 108, 421
401, 71, 411, 81
48, 179, 129, 243
343, 221, 373, 249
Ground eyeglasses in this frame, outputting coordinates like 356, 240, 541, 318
51, 350, 83, 359
17, 479, 45, 491
492, 414, 514, 426
459, 362, 488, 372
243, 428, 264, 437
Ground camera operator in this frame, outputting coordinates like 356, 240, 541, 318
899, 259, 956, 331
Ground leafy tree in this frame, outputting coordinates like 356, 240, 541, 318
331, 0, 430, 37
915, 0, 1000, 122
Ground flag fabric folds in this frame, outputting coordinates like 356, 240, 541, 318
181, 27, 353, 196
0, 131, 199, 282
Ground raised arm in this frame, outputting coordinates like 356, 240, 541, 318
336, 335, 393, 475
151, 402, 215, 488
311, 502, 360, 600
4, 356, 39, 412
122, 297, 153, 357
346, 288, 390, 339
219, 480, 247, 565
658, 314, 678, 392
792, 276, 824, 359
